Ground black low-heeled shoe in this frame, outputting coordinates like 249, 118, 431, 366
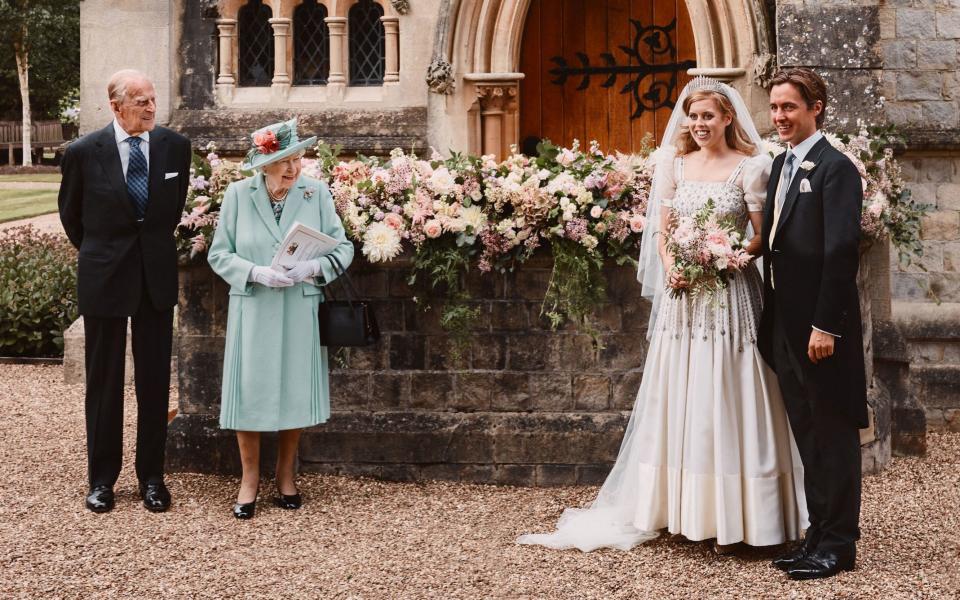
274, 483, 302, 510
233, 487, 258, 520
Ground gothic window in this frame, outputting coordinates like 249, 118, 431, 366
238, 0, 274, 87
348, 0, 385, 86
294, 0, 330, 85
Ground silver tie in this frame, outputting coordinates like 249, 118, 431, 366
776, 151, 795, 211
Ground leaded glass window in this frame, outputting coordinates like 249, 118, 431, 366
238, 0, 274, 87
294, 0, 330, 85
349, 0, 385, 86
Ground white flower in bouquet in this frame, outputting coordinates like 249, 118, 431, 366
557, 147, 578, 167
763, 139, 786, 157
581, 234, 599, 250
300, 157, 321, 178
362, 222, 403, 262
370, 168, 391, 187
428, 166, 457, 196
423, 219, 443, 239
590, 205, 603, 219
459, 205, 488, 233
576, 189, 593, 206
824, 132, 845, 150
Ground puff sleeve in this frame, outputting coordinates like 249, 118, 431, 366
654, 154, 678, 208
741, 154, 772, 212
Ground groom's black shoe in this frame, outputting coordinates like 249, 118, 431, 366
772, 543, 812, 571
85, 485, 115, 513
139, 482, 172, 512
787, 547, 856, 580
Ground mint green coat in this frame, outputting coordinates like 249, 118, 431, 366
208, 174, 354, 431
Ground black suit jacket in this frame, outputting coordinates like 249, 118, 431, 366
58, 123, 192, 317
757, 136, 868, 427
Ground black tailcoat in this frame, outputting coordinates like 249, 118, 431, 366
757, 136, 868, 428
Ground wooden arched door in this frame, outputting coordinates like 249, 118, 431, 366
519, 0, 696, 154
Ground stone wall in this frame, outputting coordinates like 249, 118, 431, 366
876, 1, 960, 303
168, 247, 893, 483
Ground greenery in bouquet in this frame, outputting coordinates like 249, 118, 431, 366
765, 124, 928, 264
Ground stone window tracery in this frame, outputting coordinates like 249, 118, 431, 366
294, 0, 330, 85
237, 0, 274, 87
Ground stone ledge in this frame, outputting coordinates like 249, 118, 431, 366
893, 301, 960, 340
166, 410, 630, 485
168, 108, 428, 156
63, 315, 179, 385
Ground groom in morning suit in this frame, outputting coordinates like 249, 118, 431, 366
58, 70, 191, 513
758, 68, 867, 580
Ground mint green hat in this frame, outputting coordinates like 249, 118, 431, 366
242, 117, 317, 171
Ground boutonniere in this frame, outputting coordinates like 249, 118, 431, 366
303, 188, 315, 200
799, 160, 817, 172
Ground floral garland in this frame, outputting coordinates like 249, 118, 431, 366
176, 128, 925, 348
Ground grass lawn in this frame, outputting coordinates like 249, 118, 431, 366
0, 173, 62, 183
0, 189, 59, 223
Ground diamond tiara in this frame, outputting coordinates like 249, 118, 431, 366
686, 75, 728, 96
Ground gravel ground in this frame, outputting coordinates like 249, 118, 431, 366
2, 364, 957, 599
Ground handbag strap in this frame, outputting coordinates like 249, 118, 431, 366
323, 254, 362, 304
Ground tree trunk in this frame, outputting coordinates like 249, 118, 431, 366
14, 23, 32, 167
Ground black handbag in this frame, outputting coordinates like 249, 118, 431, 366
317, 254, 380, 347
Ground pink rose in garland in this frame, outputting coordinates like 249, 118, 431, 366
252, 130, 279, 154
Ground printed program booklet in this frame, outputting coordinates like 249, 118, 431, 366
271, 221, 339, 270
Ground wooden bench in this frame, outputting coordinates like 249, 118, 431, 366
0, 120, 72, 164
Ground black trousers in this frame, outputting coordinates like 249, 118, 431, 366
772, 316, 861, 553
83, 286, 173, 488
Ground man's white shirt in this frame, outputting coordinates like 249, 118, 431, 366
113, 119, 150, 180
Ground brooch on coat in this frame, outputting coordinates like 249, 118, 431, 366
304, 187, 316, 200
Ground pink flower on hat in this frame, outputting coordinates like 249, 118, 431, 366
253, 130, 279, 154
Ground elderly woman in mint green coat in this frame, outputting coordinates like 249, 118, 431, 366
208, 118, 353, 519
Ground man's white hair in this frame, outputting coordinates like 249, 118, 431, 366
107, 69, 152, 104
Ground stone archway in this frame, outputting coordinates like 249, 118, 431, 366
434, 0, 774, 158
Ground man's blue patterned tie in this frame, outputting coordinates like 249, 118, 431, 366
126, 136, 149, 220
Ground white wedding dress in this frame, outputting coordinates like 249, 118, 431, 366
518, 154, 808, 551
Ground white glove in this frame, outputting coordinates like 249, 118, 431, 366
249, 265, 294, 288
284, 259, 322, 283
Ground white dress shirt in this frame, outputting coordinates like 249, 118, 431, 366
783, 130, 823, 188
113, 119, 150, 179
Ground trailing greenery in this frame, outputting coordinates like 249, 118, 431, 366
0, 225, 77, 357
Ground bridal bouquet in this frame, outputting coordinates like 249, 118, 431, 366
664, 198, 753, 299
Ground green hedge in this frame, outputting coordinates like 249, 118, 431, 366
0, 225, 77, 357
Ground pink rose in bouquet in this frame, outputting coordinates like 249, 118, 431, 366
664, 198, 753, 299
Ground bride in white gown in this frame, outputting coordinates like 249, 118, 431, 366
518, 77, 807, 552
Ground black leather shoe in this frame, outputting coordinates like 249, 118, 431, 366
787, 548, 856, 580
139, 482, 172, 512
233, 487, 258, 520
85, 485, 115, 513
772, 543, 811, 571
274, 491, 302, 510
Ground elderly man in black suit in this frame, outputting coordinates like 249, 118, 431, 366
758, 68, 867, 580
58, 69, 192, 513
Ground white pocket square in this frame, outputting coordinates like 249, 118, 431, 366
165, 172, 179, 180
799, 178, 812, 193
